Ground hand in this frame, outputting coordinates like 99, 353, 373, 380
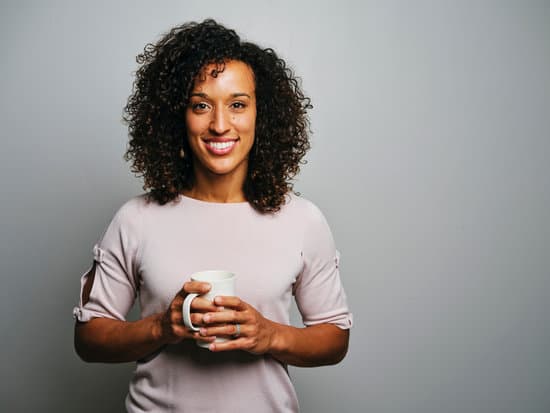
199, 296, 277, 354
159, 281, 219, 345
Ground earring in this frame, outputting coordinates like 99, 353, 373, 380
179, 148, 185, 158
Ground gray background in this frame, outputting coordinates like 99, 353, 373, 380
1, 0, 549, 412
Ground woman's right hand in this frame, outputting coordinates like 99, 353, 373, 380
159, 281, 219, 345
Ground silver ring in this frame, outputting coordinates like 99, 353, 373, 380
232, 323, 240, 338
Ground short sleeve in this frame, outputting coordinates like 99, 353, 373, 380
72, 200, 142, 322
293, 204, 353, 330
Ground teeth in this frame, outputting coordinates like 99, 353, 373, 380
207, 141, 235, 150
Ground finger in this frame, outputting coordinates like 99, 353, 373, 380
187, 311, 222, 327
190, 296, 218, 313
189, 313, 232, 327
170, 310, 184, 325
208, 337, 251, 352
181, 281, 211, 295
190, 312, 208, 326
200, 323, 242, 338
203, 309, 245, 325
170, 324, 189, 338
170, 307, 212, 328
170, 294, 184, 309
191, 331, 217, 343
213, 295, 247, 310
171, 298, 216, 324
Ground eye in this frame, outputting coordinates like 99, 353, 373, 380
191, 102, 210, 112
230, 101, 247, 110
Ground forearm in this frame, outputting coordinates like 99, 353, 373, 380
74, 313, 165, 363
269, 323, 349, 367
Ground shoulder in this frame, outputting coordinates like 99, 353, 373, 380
107, 193, 159, 236
282, 193, 337, 257
112, 193, 148, 221
275, 193, 334, 244
114, 192, 179, 218
110, 192, 189, 231
281, 192, 328, 226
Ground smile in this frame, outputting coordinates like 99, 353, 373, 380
203, 139, 238, 155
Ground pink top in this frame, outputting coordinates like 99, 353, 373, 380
73, 193, 352, 412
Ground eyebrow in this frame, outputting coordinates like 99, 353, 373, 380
189, 92, 252, 99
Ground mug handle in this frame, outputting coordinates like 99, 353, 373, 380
182, 293, 200, 331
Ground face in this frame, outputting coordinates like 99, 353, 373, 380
185, 60, 256, 181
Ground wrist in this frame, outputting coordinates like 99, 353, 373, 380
151, 313, 168, 344
269, 322, 291, 356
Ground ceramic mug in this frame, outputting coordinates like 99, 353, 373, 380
182, 270, 236, 348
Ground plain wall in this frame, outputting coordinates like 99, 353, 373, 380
1, 0, 549, 412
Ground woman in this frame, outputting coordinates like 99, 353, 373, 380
74, 19, 352, 412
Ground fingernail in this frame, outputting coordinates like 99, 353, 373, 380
209, 343, 215, 351
199, 328, 207, 336
203, 314, 211, 323
214, 296, 222, 304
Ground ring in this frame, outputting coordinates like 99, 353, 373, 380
232, 323, 241, 338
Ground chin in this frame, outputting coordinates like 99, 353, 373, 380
204, 160, 242, 176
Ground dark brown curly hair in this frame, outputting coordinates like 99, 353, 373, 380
123, 19, 312, 213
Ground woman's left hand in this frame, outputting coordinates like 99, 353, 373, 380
199, 296, 277, 354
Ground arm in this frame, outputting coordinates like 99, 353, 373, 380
199, 296, 350, 367
74, 314, 166, 363
269, 322, 349, 367
74, 278, 218, 363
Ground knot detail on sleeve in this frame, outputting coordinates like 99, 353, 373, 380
93, 244, 105, 263
72, 307, 82, 320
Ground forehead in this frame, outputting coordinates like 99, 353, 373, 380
192, 60, 255, 92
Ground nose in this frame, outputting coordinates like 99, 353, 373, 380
209, 107, 230, 135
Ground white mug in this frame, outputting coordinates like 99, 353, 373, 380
182, 270, 236, 348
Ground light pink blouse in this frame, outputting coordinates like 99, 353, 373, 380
73, 193, 352, 412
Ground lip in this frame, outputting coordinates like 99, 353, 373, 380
202, 137, 239, 156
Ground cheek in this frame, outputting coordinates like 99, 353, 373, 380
236, 114, 256, 134
185, 116, 207, 137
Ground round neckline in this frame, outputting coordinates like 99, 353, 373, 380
179, 193, 250, 206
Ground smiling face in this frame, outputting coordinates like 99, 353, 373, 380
185, 60, 257, 187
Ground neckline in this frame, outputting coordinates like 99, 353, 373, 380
179, 194, 250, 207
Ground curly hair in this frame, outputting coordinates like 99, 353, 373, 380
123, 19, 312, 213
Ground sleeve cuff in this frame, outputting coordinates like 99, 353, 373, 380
72, 305, 110, 323
303, 309, 353, 330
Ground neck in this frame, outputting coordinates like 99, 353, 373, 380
183, 163, 248, 203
